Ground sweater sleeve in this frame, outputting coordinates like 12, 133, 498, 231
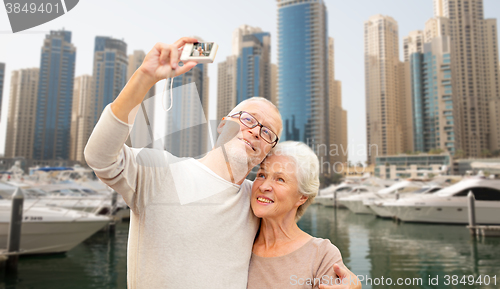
84, 104, 143, 214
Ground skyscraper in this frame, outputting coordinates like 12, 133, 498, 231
33, 30, 76, 160
165, 59, 209, 158
328, 37, 348, 165
0, 63, 5, 120
69, 75, 93, 163
424, 16, 450, 43
92, 36, 128, 127
434, 0, 500, 156
234, 25, 271, 103
270, 63, 278, 106
217, 55, 237, 120
409, 35, 456, 154
126, 50, 156, 148
5, 68, 39, 159
277, 0, 330, 152
217, 25, 271, 119
364, 15, 407, 164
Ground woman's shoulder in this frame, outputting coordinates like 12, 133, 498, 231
309, 237, 342, 262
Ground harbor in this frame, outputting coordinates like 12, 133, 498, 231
0, 166, 499, 288
0, 206, 498, 288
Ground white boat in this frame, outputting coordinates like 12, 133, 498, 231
0, 181, 128, 217
368, 186, 443, 218
315, 185, 373, 207
339, 180, 425, 214
0, 200, 110, 254
389, 178, 500, 224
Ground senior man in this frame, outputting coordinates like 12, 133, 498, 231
85, 37, 360, 289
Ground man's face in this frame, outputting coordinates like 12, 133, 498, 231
219, 101, 282, 167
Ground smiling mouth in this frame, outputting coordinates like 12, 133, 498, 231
257, 197, 274, 204
240, 138, 255, 151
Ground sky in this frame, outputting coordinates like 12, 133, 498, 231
0, 0, 499, 164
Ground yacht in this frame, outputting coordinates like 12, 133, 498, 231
389, 178, 500, 224
339, 180, 425, 214
315, 185, 373, 207
0, 199, 110, 254
368, 186, 443, 218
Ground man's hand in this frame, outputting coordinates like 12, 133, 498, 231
139, 37, 199, 86
319, 264, 361, 289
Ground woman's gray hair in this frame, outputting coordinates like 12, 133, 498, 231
267, 141, 319, 221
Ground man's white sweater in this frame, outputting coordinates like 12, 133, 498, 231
84, 105, 259, 288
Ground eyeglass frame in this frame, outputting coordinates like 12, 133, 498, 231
228, 111, 279, 147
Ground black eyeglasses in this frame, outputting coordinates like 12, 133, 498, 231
229, 111, 279, 147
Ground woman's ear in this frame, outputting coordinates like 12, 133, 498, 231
296, 194, 308, 207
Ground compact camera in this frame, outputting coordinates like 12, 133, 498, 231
180, 42, 218, 63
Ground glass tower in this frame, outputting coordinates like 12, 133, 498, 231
92, 36, 128, 127
217, 25, 271, 121
277, 0, 329, 146
410, 37, 455, 154
236, 32, 271, 104
33, 30, 76, 160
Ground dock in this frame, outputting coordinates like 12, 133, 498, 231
467, 225, 500, 237
466, 191, 500, 237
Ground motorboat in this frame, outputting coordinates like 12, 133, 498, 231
0, 182, 115, 216
315, 185, 373, 207
339, 180, 426, 214
0, 199, 110, 254
315, 176, 395, 207
389, 178, 500, 224
368, 186, 443, 218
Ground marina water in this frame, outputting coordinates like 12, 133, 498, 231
2, 206, 499, 288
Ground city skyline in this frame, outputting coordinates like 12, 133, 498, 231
1, 0, 500, 164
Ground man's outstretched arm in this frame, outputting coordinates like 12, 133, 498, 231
111, 38, 198, 123
84, 39, 198, 212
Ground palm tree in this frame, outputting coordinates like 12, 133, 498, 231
454, 149, 466, 159
480, 149, 491, 158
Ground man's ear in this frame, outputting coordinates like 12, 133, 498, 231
217, 118, 226, 134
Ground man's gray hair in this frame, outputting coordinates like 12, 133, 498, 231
268, 141, 319, 221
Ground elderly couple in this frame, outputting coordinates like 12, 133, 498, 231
84, 37, 361, 289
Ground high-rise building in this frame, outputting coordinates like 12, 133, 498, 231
33, 30, 76, 160
127, 50, 157, 101
234, 25, 271, 103
365, 15, 408, 164
403, 31, 426, 154
409, 36, 456, 154
0, 63, 5, 120
165, 61, 209, 158
277, 0, 330, 153
328, 37, 348, 166
217, 55, 237, 120
126, 50, 156, 148
434, 0, 500, 156
217, 25, 271, 119
5, 68, 39, 159
424, 17, 450, 42
69, 75, 93, 163
270, 63, 278, 106
91, 36, 128, 127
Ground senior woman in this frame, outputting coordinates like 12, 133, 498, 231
248, 141, 359, 289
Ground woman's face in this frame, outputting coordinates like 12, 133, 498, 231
251, 155, 307, 220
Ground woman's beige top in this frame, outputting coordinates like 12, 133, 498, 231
248, 237, 343, 289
